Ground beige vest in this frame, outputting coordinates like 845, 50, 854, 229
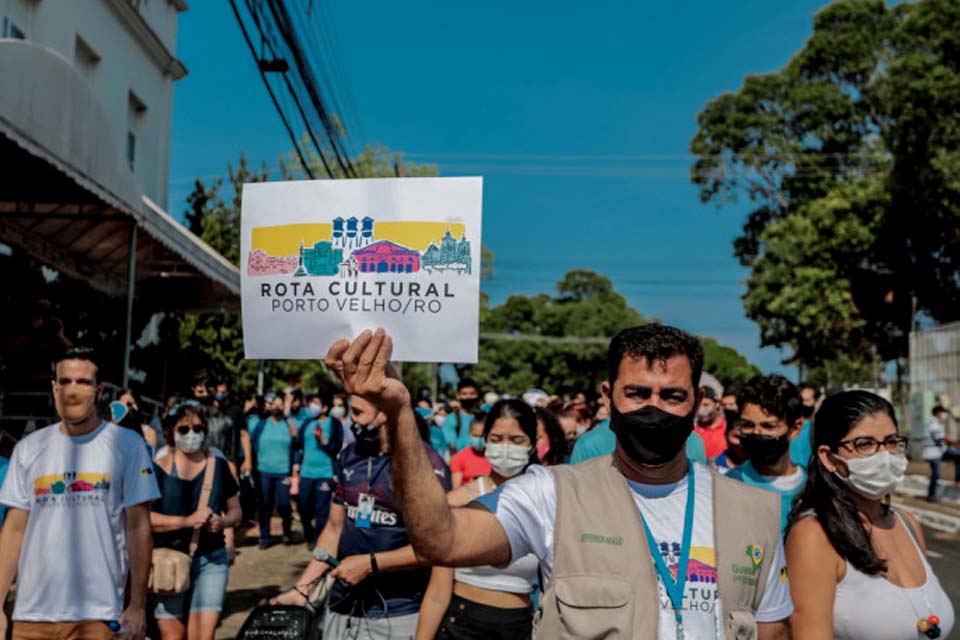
535, 455, 781, 640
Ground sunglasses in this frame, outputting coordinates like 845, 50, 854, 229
176, 424, 205, 435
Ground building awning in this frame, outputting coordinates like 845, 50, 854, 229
0, 38, 238, 312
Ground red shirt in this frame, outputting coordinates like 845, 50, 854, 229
695, 417, 728, 461
450, 446, 492, 484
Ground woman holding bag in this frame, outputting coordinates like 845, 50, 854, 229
150, 401, 242, 640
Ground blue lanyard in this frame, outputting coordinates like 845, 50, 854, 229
639, 464, 696, 640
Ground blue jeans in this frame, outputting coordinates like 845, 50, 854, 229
297, 476, 334, 546
153, 547, 230, 618
257, 472, 292, 542
928, 448, 960, 498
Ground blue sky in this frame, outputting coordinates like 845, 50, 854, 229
170, 0, 834, 377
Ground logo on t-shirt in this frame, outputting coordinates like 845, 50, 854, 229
656, 542, 719, 614
33, 472, 111, 506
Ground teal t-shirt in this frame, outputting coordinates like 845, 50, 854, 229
429, 425, 447, 456
257, 418, 293, 474
442, 411, 475, 452
300, 417, 335, 479
790, 420, 813, 467
726, 460, 806, 533
569, 420, 707, 465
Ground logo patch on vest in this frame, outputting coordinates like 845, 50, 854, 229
730, 544, 764, 587
580, 532, 624, 546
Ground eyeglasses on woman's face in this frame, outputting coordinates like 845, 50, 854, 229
836, 435, 908, 456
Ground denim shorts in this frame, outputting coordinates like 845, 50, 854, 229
153, 547, 230, 619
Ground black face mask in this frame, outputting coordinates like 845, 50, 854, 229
459, 397, 479, 411
351, 422, 381, 455
800, 405, 815, 419
609, 403, 695, 466
739, 433, 791, 467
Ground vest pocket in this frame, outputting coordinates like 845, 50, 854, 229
550, 575, 634, 639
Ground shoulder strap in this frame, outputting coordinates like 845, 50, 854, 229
895, 509, 922, 549
455, 411, 462, 436
713, 469, 781, 619
189, 456, 217, 557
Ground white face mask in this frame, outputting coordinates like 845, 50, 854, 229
485, 443, 531, 478
433, 415, 446, 427
835, 450, 908, 500
330, 406, 346, 419
307, 402, 323, 418
175, 430, 205, 454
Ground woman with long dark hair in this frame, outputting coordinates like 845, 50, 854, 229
416, 399, 539, 639
786, 390, 954, 639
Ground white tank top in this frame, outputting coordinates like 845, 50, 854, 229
834, 513, 955, 640
454, 476, 539, 594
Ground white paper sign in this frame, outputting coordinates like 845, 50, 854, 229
240, 177, 483, 363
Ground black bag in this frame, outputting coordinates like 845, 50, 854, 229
235, 605, 322, 640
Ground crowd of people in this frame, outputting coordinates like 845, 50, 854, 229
0, 323, 956, 640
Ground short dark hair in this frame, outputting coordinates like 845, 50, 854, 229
800, 381, 821, 400
933, 405, 947, 416
607, 324, 703, 390
192, 369, 212, 388
458, 378, 481, 394
52, 346, 101, 381
737, 374, 802, 426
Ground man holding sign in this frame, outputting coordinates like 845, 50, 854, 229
325, 327, 792, 640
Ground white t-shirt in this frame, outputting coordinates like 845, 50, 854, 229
477, 463, 793, 639
0, 422, 160, 621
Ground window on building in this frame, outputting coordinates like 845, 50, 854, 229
2, 17, 26, 39
127, 92, 147, 172
74, 36, 101, 81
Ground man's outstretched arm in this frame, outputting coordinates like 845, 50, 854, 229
326, 329, 511, 567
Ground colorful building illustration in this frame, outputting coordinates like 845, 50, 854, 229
294, 240, 343, 277
248, 249, 298, 275
333, 216, 374, 250
421, 228, 472, 274
69, 480, 95, 492
686, 559, 717, 583
353, 240, 420, 273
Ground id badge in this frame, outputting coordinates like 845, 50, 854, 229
356, 492, 375, 529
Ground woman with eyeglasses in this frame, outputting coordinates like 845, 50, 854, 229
150, 402, 242, 640
786, 390, 954, 639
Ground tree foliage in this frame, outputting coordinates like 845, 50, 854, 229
691, 0, 960, 382
459, 269, 759, 396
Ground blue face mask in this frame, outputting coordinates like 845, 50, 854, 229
469, 436, 486, 452
215, 392, 229, 403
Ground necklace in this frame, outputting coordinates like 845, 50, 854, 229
873, 512, 941, 639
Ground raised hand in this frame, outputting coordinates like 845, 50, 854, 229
325, 329, 410, 415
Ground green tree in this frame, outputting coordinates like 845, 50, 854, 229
701, 338, 761, 389
178, 156, 270, 390
461, 269, 759, 396
691, 0, 960, 382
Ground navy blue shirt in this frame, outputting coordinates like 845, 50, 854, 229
151, 457, 238, 556
329, 442, 450, 617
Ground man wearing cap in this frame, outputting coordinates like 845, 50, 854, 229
695, 386, 728, 461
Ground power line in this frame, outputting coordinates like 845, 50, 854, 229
229, 0, 360, 179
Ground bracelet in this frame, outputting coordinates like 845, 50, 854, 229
293, 585, 311, 601
369, 551, 379, 575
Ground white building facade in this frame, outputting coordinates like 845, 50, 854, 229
0, 0, 187, 209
